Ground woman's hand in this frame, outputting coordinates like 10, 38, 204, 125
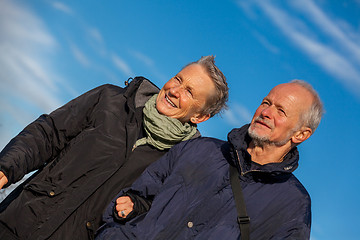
115, 196, 134, 218
0, 171, 8, 190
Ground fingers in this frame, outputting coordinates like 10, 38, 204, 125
116, 206, 131, 218
0, 171, 9, 190
117, 209, 129, 218
116, 196, 134, 210
116, 196, 133, 205
115, 196, 134, 218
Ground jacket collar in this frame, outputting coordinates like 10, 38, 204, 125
124, 76, 160, 112
227, 124, 299, 180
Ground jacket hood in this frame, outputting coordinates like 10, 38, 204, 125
124, 77, 160, 111
227, 124, 299, 181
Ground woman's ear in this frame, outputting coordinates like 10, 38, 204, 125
190, 114, 211, 124
291, 127, 312, 144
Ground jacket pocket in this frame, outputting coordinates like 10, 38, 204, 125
24, 180, 64, 197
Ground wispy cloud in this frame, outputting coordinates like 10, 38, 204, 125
237, 0, 360, 97
51, 1, 73, 15
87, 27, 104, 45
291, 0, 360, 62
223, 102, 253, 127
130, 50, 155, 67
0, 0, 76, 151
252, 31, 279, 54
70, 43, 91, 67
129, 50, 168, 82
112, 54, 134, 77
86, 27, 107, 57
0, 0, 83, 146
0, 1, 63, 113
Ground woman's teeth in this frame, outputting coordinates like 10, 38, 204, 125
165, 95, 176, 107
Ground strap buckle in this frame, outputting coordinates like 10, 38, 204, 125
124, 77, 133, 86
238, 216, 250, 224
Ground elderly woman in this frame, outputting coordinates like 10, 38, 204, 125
0, 56, 228, 239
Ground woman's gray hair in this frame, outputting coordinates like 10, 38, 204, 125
291, 79, 324, 132
185, 55, 229, 117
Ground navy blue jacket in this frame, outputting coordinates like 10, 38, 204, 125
97, 125, 311, 239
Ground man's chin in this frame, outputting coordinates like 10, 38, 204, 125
249, 127, 267, 139
249, 134, 289, 147
249, 128, 267, 141
248, 128, 287, 147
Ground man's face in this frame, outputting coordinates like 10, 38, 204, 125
156, 64, 215, 123
248, 83, 313, 146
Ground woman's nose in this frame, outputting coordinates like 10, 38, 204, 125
169, 86, 181, 98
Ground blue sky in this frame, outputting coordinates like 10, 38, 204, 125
0, 0, 359, 239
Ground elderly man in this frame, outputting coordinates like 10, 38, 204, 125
96, 80, 323, 240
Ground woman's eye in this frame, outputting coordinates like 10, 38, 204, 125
187, 89, 192, 96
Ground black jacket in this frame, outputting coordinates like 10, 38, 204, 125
0, 77, 169, 239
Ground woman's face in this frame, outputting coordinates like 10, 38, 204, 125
156, 64, 215, 124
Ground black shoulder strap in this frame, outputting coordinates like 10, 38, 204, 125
229, 164, 250, 240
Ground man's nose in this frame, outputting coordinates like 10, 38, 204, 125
260, 105, 274, 119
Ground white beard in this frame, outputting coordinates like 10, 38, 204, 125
248, 125, 292, 147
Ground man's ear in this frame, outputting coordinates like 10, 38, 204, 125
190, 113, 211, 124
291, 127, 312, 144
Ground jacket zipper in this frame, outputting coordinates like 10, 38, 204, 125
235, 149, 261, 176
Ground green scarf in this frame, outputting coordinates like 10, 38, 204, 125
134, 94, 197, 150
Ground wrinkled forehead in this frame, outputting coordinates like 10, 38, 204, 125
267, 83, 314, 109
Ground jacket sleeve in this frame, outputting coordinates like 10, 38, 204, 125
270, 199, 311, 240
126, 142, 178, 199
0, 84, 122, 187
269, 221, 311, 240
102, 143, 179, 224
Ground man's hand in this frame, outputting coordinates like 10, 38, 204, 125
0, 171, 9, 190
115, 196, 134, 218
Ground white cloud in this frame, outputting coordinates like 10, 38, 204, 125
88, 27, 104, 45
0, 1, 64, 115
129, 50, 168, 83
291, 33, 360, 89
235, 0, 258, 20
0, 0, 83, 148
249, 0, 360, 96
223, 102, 252, 127
112, 54, 134, 76
290, 0, 360, 63
51, 1, 73, 15
0, 48, 61, 112
86, 27, 107, 57
130, 50, 155, 67
0, 2, 55, 48
252, 31, 279, 54
70, 43, 91, 67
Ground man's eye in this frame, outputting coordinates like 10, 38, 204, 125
278, 109, 286, 115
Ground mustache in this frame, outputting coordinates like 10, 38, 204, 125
254, 116, 274, 129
